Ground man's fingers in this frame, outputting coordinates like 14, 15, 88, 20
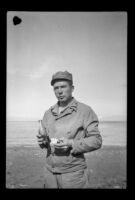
36, 134, 43, 138
37, 137, 45, 142
54, 143, 68, 148
38, 139, 44, 143
55, 146, 69, 150
38, 138, 44, 142
54, 143, 64, 147
37, 136, 44, 140
38, 142, 44, 145
38, 140, 46, 144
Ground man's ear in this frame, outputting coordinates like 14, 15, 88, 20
71, 85, 74, 92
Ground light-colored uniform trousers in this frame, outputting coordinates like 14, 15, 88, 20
43, 167, 90, 188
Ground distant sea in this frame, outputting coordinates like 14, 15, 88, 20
6, 121, 126, 147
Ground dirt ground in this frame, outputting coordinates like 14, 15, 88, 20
6, 145, 126, 189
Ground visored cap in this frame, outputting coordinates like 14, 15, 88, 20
51, 71, 73, 86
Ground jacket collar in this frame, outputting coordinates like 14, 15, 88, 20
51, 97, 78, 117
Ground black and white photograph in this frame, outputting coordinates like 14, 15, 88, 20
6, 11, 127, 189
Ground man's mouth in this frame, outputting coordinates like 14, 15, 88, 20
59, 96, 64, 99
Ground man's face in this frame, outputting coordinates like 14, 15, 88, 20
53, 81, 74, 102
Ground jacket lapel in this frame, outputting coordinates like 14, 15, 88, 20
51, 97, 78, 119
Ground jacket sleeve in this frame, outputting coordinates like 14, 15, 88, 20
71, 107, 102, 154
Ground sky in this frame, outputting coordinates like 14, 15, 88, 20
7, 12, 127, 121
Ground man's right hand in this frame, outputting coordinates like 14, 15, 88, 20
36, 131, 48, 149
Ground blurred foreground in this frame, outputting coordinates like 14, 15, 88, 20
6, 145, 126, 189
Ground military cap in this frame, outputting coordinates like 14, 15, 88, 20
51, 71, 73, 86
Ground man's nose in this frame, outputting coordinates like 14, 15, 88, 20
58, 89, 63, 94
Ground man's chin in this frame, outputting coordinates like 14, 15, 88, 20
59, 99, 66, 102
58, 98, 66, 102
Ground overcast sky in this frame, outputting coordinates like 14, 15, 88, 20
7, 12, 127, 121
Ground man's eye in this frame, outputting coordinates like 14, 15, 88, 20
54, 86, 66, 90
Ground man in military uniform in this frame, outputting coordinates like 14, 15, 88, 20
37, 71, 102, 188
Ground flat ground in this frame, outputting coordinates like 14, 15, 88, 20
6, 145, 126, 189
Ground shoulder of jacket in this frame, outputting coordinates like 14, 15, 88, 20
44, 103, 57, 115
77, 101, 98, 121
77, 101, 93, 113
43, 107, 51, 117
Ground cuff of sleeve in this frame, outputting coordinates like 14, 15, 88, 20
71, 140, 82, 154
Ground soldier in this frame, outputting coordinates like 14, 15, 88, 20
37, 71, 102, 188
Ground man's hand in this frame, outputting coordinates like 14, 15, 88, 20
36, 132, 48, 149
53, 138, 74, 150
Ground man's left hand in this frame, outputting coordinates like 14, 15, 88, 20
54, 138, 74, 149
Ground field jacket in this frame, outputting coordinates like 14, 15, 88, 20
41, 97, 102, 174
